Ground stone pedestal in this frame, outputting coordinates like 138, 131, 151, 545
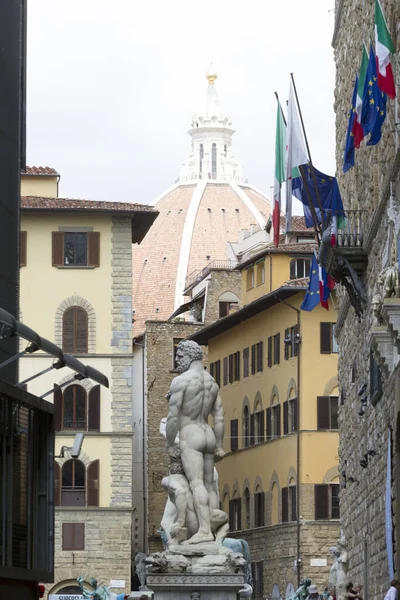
146, 572, 245, 600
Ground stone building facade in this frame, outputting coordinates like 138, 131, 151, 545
332, 0, 399, 597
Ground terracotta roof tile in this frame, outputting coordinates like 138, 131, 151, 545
21, 195, 155, 212
22, 166, 60, 176
279, 215, 314, 232
237, 241, 317, 269
283, 277, 309, 288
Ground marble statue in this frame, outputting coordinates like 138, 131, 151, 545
372, 293, 383, 325
77, 577, 128, 600
165, 340, 227, 545
134, 552, 149, 590
378, 265, 400, 298
328, 545, 339, 588
331, 536, 349, 600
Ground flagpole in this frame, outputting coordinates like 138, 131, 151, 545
274, 91, 287, 127
290, 73, 327, 229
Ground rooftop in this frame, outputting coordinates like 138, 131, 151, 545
237, 242, 317, 270
22, 166, 60, 176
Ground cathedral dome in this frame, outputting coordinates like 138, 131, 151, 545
132, 72, 271, 334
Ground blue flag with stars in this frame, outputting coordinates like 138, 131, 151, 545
300, 254, 321, 311
361, 44, 387, 146
343, 75, 358, 172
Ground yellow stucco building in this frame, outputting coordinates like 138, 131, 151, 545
19, 167, 157, 597
190, 240, 340, 599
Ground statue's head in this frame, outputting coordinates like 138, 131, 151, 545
175, 340, 203, 373
89, 578, 98, 589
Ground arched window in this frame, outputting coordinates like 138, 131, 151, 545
254, 400, 264, 444
271, 482, 279, 525
243, 405, 250, 448
212, 143, 217, 179
244, 488, 250, 529
61, 459, 86, 506
290, 258, 311, 280
229, 491, 241, 531
199, 144, 204, 176
54, 384, 100, 433
246, 267, 255, 290
63, 307, 88, 353
254, 485, 265, 527
267, 396, 281, 439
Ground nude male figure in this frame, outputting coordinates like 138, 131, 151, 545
166, 340, 225, 544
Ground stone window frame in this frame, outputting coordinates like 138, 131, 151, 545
55, 296, 96, 353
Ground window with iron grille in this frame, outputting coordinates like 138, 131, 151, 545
283, 398, 298, 434
229, 497, 242, 530
55, 459, 99, 508
62, 306, 88, 353
266, 404, 281, 439
315, 484, 340, 520
281, 485, 297, 522
54, 384, 100, 432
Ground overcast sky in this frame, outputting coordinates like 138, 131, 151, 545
26, 0, 336, 211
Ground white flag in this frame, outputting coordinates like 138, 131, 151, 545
285, 81, 308, 233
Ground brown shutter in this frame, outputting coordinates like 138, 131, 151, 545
291, 486, 297, 521
52, 232, 64, 266
283, 401, 289, 435
229, 500, 234, 529
315, 484, 329, 519
230, 419, 238, 451
223, 357, 228, 385
54, 461, 61, 507
258, 342, 263, 372
20, 231, 27, 266
229, 354, 234, 384
87, 459, 99, 506
317, 396, 330, 429
260, 491, 265, 526
259, 411, 265, 441
237, 498, 242, 530
284, 329, 289, 360
268, 337, 272, 367
88, 385, 101, 431
88, 232, 100, 267
251, 345, 256, 374
74, 523, 85, 550
216, 360, 221, 387
75, 307, 88, 353
275, 333, 280, 364
236, 351, 240, 380
250, 413, 255, 445
266, 408, 272, 440
293, 398, 298, 431
282, 487, 288, 522
62, 308, 75, 353
320, 322, 332, 354
62, 523, 74, 550
276, 403, 281, 436
54, 385, 62, 431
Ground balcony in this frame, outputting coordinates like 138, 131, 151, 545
184, 260, 237, 292
322, 210, 368, 277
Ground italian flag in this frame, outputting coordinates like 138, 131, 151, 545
352, 44, 369, 148
375, 0, 396, 99
273, 101, 286, 247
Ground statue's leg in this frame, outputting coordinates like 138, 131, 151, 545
204, 452, 218, 510
181, 446, 213, 544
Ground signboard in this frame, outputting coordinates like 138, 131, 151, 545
110, 580, 125, 588
310, 558, 327, 567
49, 596, 83, 600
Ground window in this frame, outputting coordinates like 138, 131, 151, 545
62, 307, 88, 353
255, 410, 265, 443
229, 497, 242, 530
283, 397, 298, 434
266, 403, 281, 439
244, 488, 251, 529
254, 490, 265, 527
62, 523, 85, 551
20, 231, 27, 266
219, 301, 238, 317
284, 325, 299, 359
230, 419, 239, 452
52, 231, 100, 268
273, 334, 280, 365
290, 258, 311, 280
199, 143, 204, 175
370, 349, 383, 406
243, 347, 249, 378
54, 384, 100, 432
228, 351, 240, 382
223, 356, 229, 386
55, 459, 99, 507
243, 406, 250, 448
317, 396, 339, 430
320, 323, 338, 354
210, 360, 221, 387
173, 338, 184, 370
256, 261, 265, 286
282, 485, 297, 522
250, 413, 255, 446
212, 143, 217, 179
315, 484, 340, 520
251, 562, 264, 597
246, 267, 255, 290
224, 143, 227, 157
251, 342, 263, 374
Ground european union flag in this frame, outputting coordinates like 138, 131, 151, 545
361, 44, 387, 146
343, 75, 358, 173
292, 165, 345, 228
300, 254, 320, 311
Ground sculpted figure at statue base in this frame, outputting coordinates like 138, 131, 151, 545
77, 577, 128, 600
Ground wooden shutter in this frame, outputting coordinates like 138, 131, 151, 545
266, 408, 272, 440
283, 401, 289, 435
315, 484, 329, 519
268, 337, 272, 367
75, 307, 88, 353
275, 333, 280, 364
243, 348, 249, 378
88, 232, 100, 267
62, 523, 74, 550
317, 396, 330, 429
54, 385, 62, 431
320, 322, 332, 354
282, 487, 288, 522
229, 500, 234, 529
229, 354, 234, 384
236, 351, 240, 380
54, 461, 61, 507
20, 231, 27, 266
88, 385, 101, 431
251, 345, 256, 374
223, 357, 228, 385
259, 411, 265, 441
74, 523, 85, 550
216, 360, 221, 387
276, 403, 281, 436
258, 342, 263, 372
293, 324, 299, 356
284, 329, 289, 360
210, 362, 215, 378
52, 231, 64, 266
250, 413, 255, 445
87, 459, 99, 506
255, 492, 265, 526
230, 419, 239, 451
62, 308, 75, 352
237, 498, 242, 530
290, 486, 297, 521
293, 398, 298, 431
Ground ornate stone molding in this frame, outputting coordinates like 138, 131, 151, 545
55, 295, 96, 353
146, 573, 245, 587
382, 299, 400, 350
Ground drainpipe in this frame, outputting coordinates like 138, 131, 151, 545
133, 340, 148, 554
273, 295, 302, 586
